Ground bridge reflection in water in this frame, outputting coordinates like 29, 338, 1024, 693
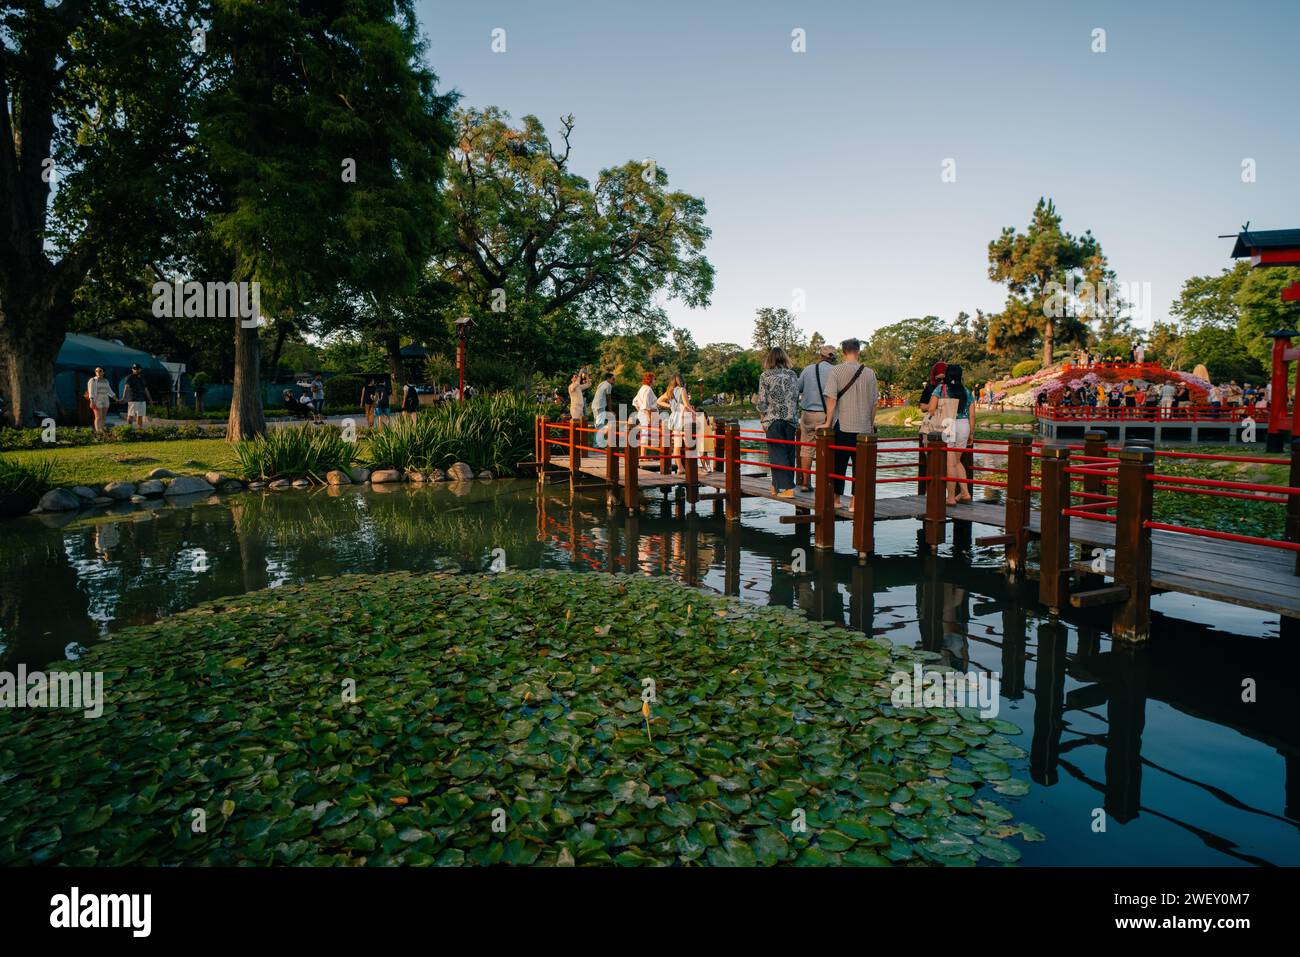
537, 480, 1300, 866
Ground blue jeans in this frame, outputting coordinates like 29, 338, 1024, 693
765, 419, 797, 491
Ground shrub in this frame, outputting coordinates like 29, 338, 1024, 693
364, 392, 536, 475
1011, 359, 1041, 378
324, 374, 367, 409
0, 424, 214, 451
233, 425, 357, 481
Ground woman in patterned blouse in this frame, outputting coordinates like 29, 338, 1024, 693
755, 347, 801, 496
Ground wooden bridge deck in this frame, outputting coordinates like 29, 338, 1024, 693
549, 452, 1300, 620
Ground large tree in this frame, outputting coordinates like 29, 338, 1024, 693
986, 198, 1110, 366
0, 0, 198, 426
438, 108, 713, 376
750, 306, 805, 355
199, 0, 455, 439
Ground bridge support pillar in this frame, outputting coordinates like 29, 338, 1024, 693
923, 431, 947, 551
1112, 446, 1154, 643
1004, 435, 1032, 576
1037, 443, 1071, 614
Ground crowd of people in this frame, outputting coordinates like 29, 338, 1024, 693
561, 339, 902, 510
1071, 347, 1147, 368
1039, 377, 1271, 416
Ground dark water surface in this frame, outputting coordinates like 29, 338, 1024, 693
1, 476, 1297, 866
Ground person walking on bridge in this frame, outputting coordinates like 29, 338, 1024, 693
756, 347, 800, 497
926, 364, 975, 505
568, 368, 590, 421
796, 344, 836, 491
822, 338, 878, 510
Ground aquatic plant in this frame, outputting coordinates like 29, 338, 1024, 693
233, 425, 356, 482
0, 570, 1039, 866
364, 392, 537, 476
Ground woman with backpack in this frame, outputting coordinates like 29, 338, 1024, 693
924, 364, 975, 505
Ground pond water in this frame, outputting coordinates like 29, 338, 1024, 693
1, 474, 1297, 866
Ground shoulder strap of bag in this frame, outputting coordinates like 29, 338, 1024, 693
837, 365, 864, 401
814, 362, 825, 410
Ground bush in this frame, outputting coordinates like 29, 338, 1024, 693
364, 392, 536, 475
1011, 359, 1041, 378
0, 424, 213, 451
324, 374, 367, 409
233, 425, 357, 481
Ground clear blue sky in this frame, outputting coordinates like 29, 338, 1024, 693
416, 0, 1300, 347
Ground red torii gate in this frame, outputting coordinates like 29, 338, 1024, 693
1230, 228, 1300, 452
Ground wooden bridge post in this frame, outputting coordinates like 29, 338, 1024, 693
1112, 445, 1155, 642
624, 418, 640, 511
568, 417, 579, 482
710, 419, 728, 519
853, 433, 876, 559
658, 417, 667, 475
1288, 438, 1300, 576
605, 411, 620, 505
1083, 429, 1108, 498
684, 419, 700, 507
814, 426, 835, 550
923, 431, 947, 550
1037, 443, 1071, 615
725, 421, 741, 523
539, 416, 550, 474
1004, 435, 1032, 575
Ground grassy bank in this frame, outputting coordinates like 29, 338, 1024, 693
4, 439, 238, 488
0, 570, 1037, 866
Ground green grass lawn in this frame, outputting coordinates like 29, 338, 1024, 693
5, 438, 239, 488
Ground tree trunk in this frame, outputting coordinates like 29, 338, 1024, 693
0, 303, 65, 428
1042, 318, 1055, 367
384, 331, 405, 390
227, 317, 266, 441
267, 321, 291, 380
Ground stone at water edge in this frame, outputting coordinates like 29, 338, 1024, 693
70, 486, 98, 501
147, 467, 178, 479
164, 475, 215, 497
130, 495, 147, 503
103, 481, 136, 500
248, 482, 266, 490
408, 471, 426, 483
268, 479, 291, 490
91, 496, 113, 507
136, 480, 165, 496
348, 467, 371, 483
429, 468, 447, 482
370, 469, 403, 484
292, 479, 310, 488
37, 489, 82, 512
478, 470, 493, 481
204, 471, 225, 486
325, 470, 351, 486
219, 479, 244, 493
447, 462, 474, 482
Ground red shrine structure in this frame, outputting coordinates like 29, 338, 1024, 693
1230, 228, 1300, 452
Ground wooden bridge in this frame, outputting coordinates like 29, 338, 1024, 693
533, 415, 1300, 641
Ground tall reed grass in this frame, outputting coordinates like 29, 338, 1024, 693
364, 392, 537, 476
233, 425, 357, 482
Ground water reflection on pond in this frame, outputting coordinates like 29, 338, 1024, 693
0, 478, 1297, 866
